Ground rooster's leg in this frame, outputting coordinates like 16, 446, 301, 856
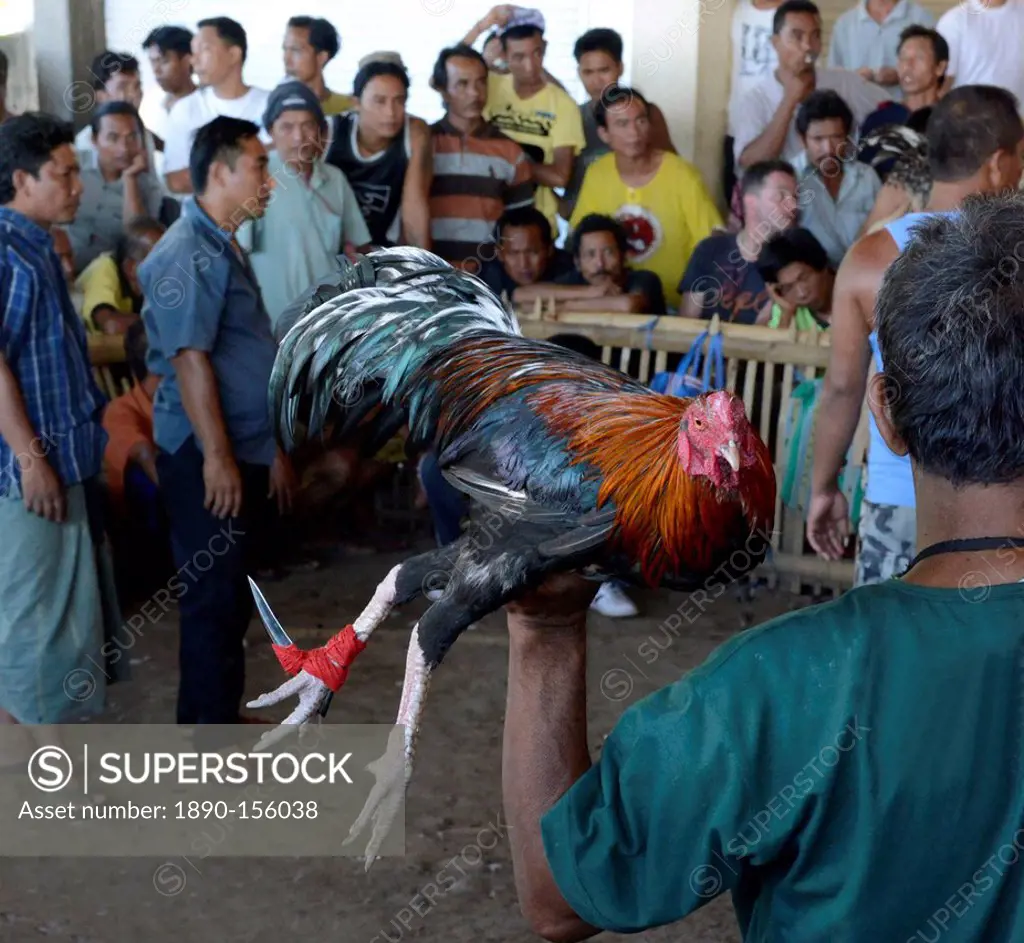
347, 545, 517, 866
352, 534, 474, 629
245, 536, 468, 741
246, 564, 401, 748
247, 540, 472, 748
344, 621, 432, 866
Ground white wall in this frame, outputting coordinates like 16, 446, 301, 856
105, 0, 638, 125
1, 1, 37, 113
0, 32, 37, 114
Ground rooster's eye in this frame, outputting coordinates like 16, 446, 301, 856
693, 418, 704, 429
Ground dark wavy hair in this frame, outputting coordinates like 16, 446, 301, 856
0, 112, 75, 204
570, 213, 628, 259
594, 85, 650, 128
796, 89, 854, 138
287, 16, 340, 61
756, 228, 829, 283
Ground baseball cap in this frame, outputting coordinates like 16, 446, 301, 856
502, 8, 546, 34
262, 80, 325, 132
357, 51, 407, 70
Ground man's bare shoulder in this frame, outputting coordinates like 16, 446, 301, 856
836, 228, 899, 292
848, 226, 901, 273
831, 227, 900, 331
406, 117, 432, 159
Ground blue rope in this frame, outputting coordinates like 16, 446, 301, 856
640, 316, 660, 351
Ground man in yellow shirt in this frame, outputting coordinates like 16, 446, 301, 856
75, 217, 164, 334
283, 16, 355, 116
570, 86, 722, 308
464, 6, 585, 235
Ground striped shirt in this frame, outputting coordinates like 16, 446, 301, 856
0, 208, 107, 496
429, 116, 534, 267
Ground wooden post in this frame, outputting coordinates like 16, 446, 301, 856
33, 0, 107, 131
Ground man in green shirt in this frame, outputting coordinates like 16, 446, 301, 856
502, 191, 1024, 940
236, 81, 371, 334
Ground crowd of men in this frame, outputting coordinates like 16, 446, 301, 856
18, 2, 979, 338
1, 0, 1024, 731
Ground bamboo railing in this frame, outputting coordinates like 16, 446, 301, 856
87, 309, 868, 595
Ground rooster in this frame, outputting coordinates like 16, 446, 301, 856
247, 248, 776, 865
859, 123, 931, 209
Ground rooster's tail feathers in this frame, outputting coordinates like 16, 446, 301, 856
271, 248, 519, 449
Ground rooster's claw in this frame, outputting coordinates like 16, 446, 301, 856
246, 669, 331, 750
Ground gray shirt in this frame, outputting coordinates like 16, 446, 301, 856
732, 67, 891, 166
66, 159, 162, 271
828, 0, 937, 91
796, 156, 882, 267
139, 197, 278, 466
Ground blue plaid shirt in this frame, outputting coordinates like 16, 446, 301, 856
0, 207, 107, 496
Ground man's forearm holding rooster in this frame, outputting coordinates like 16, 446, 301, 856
502, 576, 600, 943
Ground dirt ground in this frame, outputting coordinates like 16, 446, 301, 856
0, 543, 817, 943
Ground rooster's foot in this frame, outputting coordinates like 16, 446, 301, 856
245, 670, 331, 750
343, 726, 407, 869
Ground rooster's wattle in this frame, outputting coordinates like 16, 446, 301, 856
247, 248, 776, 865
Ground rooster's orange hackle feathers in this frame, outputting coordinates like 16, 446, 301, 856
530, 383, 775, 585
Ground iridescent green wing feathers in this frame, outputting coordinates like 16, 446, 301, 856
270, 248, 520, 450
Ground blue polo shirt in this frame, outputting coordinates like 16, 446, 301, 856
139, 198, 277, 466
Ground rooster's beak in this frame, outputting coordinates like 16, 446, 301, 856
718, 440, 740, 473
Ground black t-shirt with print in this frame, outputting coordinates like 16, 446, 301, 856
677, 232, 767, 325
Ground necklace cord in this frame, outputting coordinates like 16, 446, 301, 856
900, 537, 1024, 577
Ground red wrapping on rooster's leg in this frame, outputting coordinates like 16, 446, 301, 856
247, 566, 401, 723
271, 626, 367, 692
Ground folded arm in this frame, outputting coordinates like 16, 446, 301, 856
530, 146, 576, 190
737, 93, 801, 169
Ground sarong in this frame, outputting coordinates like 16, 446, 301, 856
0, 478, 126, 723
